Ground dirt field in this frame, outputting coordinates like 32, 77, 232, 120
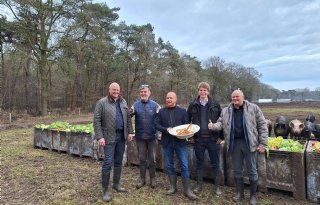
1, 102, 319, 204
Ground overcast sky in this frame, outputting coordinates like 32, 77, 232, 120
103, 0, 320, 91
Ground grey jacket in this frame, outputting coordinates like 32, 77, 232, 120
93, 95, 133, 144
212, 100, 268, 152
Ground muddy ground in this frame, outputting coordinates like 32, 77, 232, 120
1, 102, 319, 204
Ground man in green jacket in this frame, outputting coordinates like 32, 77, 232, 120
93, 82, 134, 202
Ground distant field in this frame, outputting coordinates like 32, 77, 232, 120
257, 101, 320, 122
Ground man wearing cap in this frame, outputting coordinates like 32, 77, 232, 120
93, 82, 134, 202
155, 91, 198, 200
130, 84, 161, 189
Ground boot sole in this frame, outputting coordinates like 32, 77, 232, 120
136, 183, 146, 189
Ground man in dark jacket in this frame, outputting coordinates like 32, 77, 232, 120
93, 82, 134, 202
155, 91, 198, 200
131, 84, 160, 189
187, 82, 223, 195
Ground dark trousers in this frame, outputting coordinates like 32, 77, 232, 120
136, 138, 156, 168
231, 139, 258, 181
194, 137, 221, 173
102, 132, 126, 174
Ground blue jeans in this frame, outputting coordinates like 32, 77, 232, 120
231, 139, 258, 181
163, 141, 190, 179
102, 132, 125, 174
194, 137, 221, 173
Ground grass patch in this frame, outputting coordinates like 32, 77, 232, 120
1, 126, 315, 205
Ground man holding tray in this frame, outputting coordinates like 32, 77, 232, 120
155, 91, 198, 200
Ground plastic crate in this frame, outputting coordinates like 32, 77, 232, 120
127, 138, 139, 165
34, 128, 46, 148
306, 140, 320, 203
51, 130, 69, 152
266, 142, 307, 200
68, 132, 93, 157
41, 129, 52, 150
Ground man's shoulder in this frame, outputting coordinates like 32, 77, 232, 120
244, 100, 259, 109
158, 107, 167, 115
208, 96, 220, 106
190, 98, 199, 105
133, 100, 141, 106
176, 105, 187, 112
149, 99, 159, 106
97, 97, 108, 104
222, 104, 232, 112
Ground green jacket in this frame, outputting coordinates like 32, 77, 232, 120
93, 95, 133, 144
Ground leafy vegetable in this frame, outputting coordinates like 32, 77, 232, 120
34, 121, 94, 134
267, 137, 304, 153
34, 124, 49, 130
48, 121, 71, 131
70, 123, 94, 134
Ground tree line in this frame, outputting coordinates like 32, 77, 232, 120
0, 0, 283, 116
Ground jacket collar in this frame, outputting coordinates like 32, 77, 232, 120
140, 98, 150, 103
194, 95, 213, 105
108, 94, 123, 103
229, 100, 248, 110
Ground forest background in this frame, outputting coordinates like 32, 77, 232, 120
1, 0, 320, 116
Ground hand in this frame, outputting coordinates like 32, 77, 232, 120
257, 144, 265, 153
167, 127, 172, 133
98, 138, 105, 147
216, 138, 222, 144
129, 107, 135, 115
208, 120, 213, 129
128, 134, 134, 142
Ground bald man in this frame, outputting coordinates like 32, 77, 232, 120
208, 89, 268, 205
93, 82, 134, 202
155, 92, 198, 200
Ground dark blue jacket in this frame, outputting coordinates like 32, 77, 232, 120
155, 106, 189, 147
187, 96, 223, 140
132, 99, 159, 140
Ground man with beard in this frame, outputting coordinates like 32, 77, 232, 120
131, 84, 160, 189
155, 91, 198, 200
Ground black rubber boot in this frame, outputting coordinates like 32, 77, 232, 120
149, 165, 156, 189
214, 172, 222, 195
102, 172, 112, 202
232, 177, 244, 202
112, 167, 127, 192
166, 175, 177, 195
136, 165, 146, 189
182, 178, 198, 200
193, 170, 203, 194
249, 180, 258, 205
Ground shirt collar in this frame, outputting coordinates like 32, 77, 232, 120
199, 98, 208, 106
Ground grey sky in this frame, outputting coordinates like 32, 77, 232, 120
106, 1, 319, 90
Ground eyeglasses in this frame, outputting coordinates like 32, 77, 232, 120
139, 84, 151, 90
